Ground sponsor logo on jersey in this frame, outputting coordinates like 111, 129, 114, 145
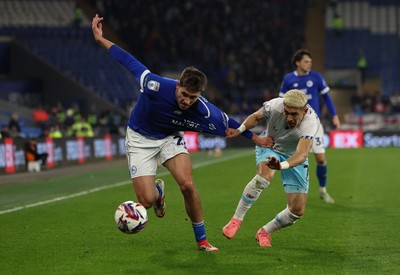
147, 80, 160, 91
208, 123, 216, 131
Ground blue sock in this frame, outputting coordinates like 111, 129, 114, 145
155, 184, 163, 200
192, 221, 206, 242
316, 164, 327, 187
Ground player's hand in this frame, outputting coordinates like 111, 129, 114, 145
92, 14, 104, 41
252, 135, 274, 148
266, 156, 281, 170
225, 128, 241, 139
332, 115, 341, 129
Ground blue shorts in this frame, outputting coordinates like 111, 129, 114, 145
255, 147, 309, 193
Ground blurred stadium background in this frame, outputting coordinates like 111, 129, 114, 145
1, 0, 400, 174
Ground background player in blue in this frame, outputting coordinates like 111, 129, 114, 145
92, 14, 274, 252
280, 49, 340, 204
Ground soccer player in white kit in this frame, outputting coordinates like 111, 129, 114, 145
222, 89, 319, 247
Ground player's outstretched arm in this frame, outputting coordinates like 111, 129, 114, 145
92, 14, 114, 50
266, 138, 313, 170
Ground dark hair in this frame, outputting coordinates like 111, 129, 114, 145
179, 66, 207, 93
292, 49, 312, 68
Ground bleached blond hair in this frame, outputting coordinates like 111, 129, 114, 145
283, 89, 308, 108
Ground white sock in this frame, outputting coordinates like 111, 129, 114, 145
263, 206, 301, 234
233, 175, 269, 221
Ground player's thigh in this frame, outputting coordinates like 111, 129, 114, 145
255, 147, 281, 181
163, 153, 193, 184
159, 132, 191, 181
158, 132, 188, 164
281, 160, 310, 193
125, 128, 160, 178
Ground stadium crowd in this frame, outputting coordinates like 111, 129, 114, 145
89, 0, 307, 115
0, 102, 129, 140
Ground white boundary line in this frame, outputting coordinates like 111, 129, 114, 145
0, 150, 253, 215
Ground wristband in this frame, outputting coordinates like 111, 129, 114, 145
238, 124, 246, 133
280, 161, 289, 170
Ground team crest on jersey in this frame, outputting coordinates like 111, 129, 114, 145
147, 80, 160, 91
306, 80, 313, 87
129, 165, 137, 176
293, 83, 298, 87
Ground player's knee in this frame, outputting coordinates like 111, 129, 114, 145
136, 195, 153, 209
316, 158, 327, 166
178, 179, 196, 196
289, 205, 305, 217
253, 174, 270, 189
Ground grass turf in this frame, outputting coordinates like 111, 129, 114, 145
1, 147, 399, 274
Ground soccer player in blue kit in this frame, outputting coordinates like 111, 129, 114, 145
280, 49, 340, 204
91, 14, 274, 252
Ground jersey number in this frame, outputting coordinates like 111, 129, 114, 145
174, 135, 187, 149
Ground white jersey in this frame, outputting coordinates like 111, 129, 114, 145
262, 98, 319, 155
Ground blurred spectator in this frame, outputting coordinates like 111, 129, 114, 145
70, 117, 94, 138
8, 113, 26, 138
0, 125, 10, 139
373, 96, 387, 114
48, 125, 63, 138
73, 4, 83, 28
332, 12, 344, 37
357, 50, 367, 84
24, 138, 48, 171
33, 104, 49, 129
55, 103, 66, 126
389, 92, 400, 113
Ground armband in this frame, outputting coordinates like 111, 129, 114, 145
238, 124, 246, 133
280, 161, 290, 170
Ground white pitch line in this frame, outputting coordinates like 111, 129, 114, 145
0, 150, 252, 215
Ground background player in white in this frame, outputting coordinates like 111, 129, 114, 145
280, 49, 340, 204
222, 90, 319, 247
92, 15, 273, 252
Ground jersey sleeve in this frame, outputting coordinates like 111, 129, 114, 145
300, 109, 319, 139
197, 98, 253, 139
316, 72, 330, 95
109, 45, 150, 88
262, 100, 272, 120
315, 72, 337, 116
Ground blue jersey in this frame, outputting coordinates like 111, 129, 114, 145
109, 45, 252, 139
279, 71, 336, 117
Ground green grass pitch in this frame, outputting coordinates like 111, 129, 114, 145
1, 147, 399, 274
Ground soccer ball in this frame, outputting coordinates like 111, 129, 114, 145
114, 201, 148, 234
